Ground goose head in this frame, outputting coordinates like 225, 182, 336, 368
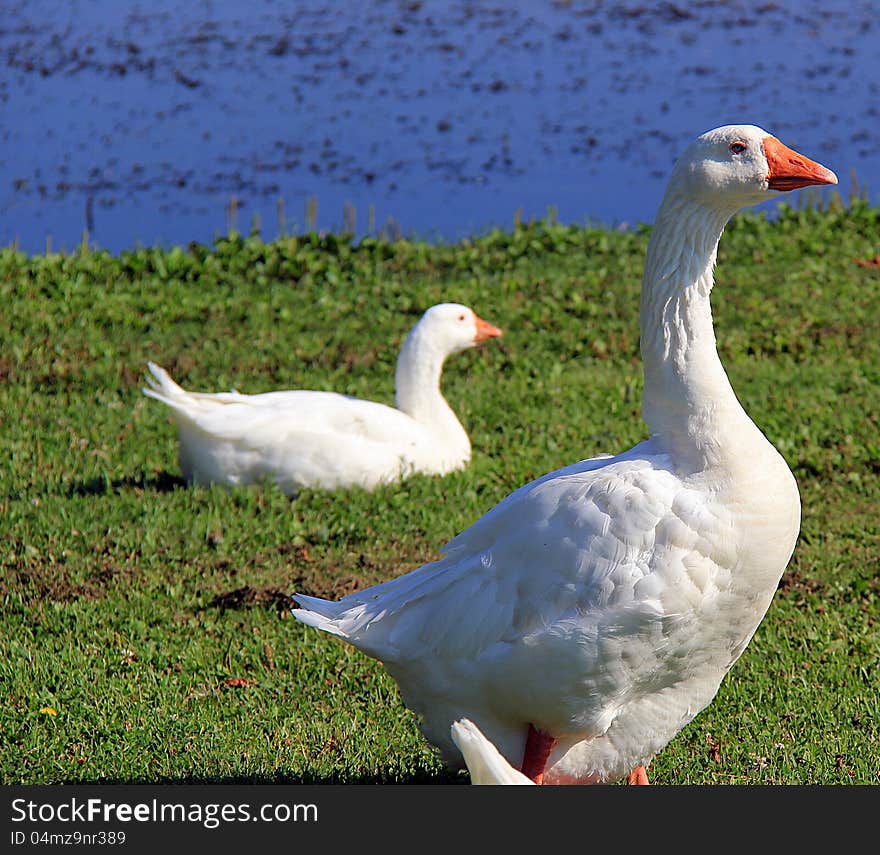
668, 124, 838, 212
394, 302, 502, 436
415, 303, 502, 356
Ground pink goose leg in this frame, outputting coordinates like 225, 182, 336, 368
521, 723, 558, 784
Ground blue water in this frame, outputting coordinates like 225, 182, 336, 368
2, 0, 877, 254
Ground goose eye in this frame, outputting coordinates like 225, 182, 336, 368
458, 314, 466, 321
729, 141, 747, 155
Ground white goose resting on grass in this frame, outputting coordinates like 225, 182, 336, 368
292, 125, 837, 784
143, 303, 501, 494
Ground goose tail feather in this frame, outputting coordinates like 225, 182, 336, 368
451, 719, 534, 785
142, 362, 187, 405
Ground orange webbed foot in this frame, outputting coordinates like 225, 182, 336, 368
626, 765, 650, 785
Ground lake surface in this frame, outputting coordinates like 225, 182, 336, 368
2, 0, 877, 254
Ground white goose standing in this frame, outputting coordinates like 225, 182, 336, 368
292, 125, 837, 784
143, 303, 501, 494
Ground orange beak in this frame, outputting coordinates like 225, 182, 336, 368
763, 136, 838, 191
473, 315, 502, 343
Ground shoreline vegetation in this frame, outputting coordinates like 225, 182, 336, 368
4, 176, 867, 259
2, 200, 878, 784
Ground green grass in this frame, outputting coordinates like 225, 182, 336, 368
2, 200, 878, 784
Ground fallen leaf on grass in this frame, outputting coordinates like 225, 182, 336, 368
222, 678, 257, 688
854, 256, 880, 268
706, 733, 722, 763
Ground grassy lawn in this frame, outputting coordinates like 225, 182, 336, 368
1, 200, 878, 784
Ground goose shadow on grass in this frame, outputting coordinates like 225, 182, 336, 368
58, 769, 466, 785
65, 470, 188, 497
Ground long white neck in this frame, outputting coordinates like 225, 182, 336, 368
639, 191, 759, 470
394, 326, 471, 456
